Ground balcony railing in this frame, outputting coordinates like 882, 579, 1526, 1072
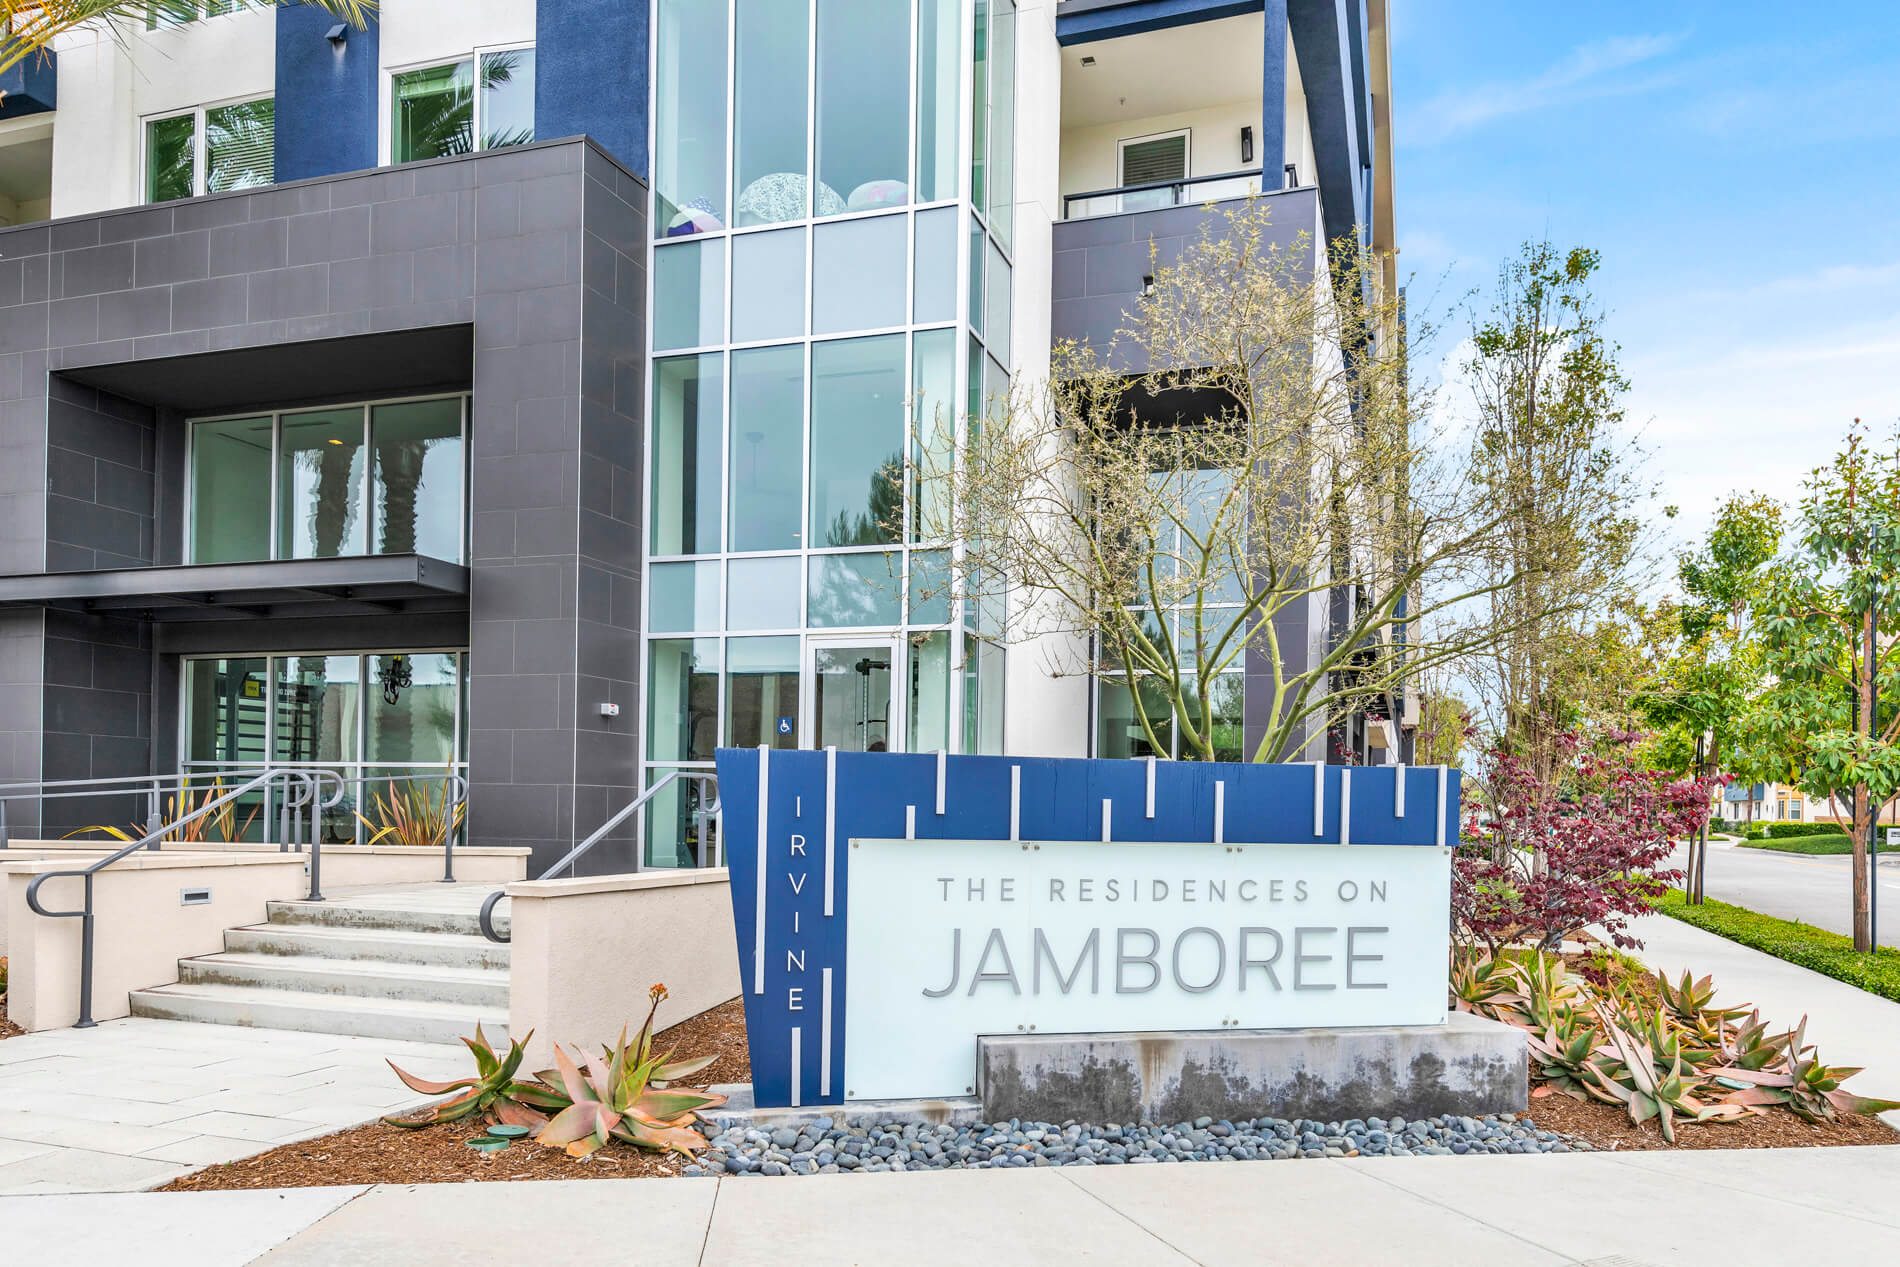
1062, 169, 1272, 220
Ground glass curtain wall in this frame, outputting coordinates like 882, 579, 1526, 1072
644, 0, 1017, 867
183, 650, 469, 844
186, 395, 468, 566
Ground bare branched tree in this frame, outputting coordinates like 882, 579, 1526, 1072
904, 200, 1553, 763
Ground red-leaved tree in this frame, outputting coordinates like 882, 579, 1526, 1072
1456, 729, 1716, 952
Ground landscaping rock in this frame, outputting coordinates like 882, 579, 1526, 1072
692, 1112, 1587, 1177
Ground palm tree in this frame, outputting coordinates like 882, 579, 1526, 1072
0, 3, 377, 81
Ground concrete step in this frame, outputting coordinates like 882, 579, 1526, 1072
224, 923, 512, 971
128, 980, 510, 1046
266, 897, 507, 938
177, 952, 510, 1010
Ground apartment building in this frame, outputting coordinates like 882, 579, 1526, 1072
0, 0, 1397, 874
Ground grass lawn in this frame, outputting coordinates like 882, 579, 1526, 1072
1657, 889, 1900, 1005
1738, 834, 1898, 855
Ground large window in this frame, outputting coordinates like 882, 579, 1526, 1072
391, 48, 536, 164
655, 0, 728, 236
184, 649, 468, 845
187, 395, 467, 565
145, 98, 274, 203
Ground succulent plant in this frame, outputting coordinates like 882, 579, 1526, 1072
1583, 1008, 1744, 1143
532, 985, 727, 1158
1526, 1005, 1600, 1102
1710, 1017, 1900, 1124
384, 1024, 541, 1128
1450, 949, 1528, 1024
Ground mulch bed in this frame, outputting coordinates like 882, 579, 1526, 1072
160, 997, 752, 1192
1523, 1089, 1897, 1151
154, 979, 1900, 1192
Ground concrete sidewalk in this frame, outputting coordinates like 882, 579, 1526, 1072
8, 1146, 1900, 1266
1623, 910, 1900, 1128
0, 1018, 468, 1193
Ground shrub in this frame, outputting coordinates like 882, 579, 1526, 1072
1455, 730, 1713, 952
1765, 822, 1850, 839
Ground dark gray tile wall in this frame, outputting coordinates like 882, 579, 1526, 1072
0, 139, 648, 868
1049, 188, 1321, 374
45, 379, 157, 572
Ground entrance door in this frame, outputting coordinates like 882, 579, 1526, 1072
804, 636, 903, 753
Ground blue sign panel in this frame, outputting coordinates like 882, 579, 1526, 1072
715, 748, 1461, 1109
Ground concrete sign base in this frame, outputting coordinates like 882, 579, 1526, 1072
978, 1013, 1527, 1125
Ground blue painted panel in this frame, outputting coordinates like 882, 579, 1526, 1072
717, 748, 1462, 1107
537, 0, 649, 177
1288, 0, 1367, 257
275, 9, 379, 182
1057, 0, 1265, 46
0, 50, 56, 119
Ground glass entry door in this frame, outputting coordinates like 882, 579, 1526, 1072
804, 636, 902, 753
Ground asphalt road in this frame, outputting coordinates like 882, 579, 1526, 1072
1669, 838, 1900, 950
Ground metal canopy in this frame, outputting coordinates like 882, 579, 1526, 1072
0, 554, 469, 622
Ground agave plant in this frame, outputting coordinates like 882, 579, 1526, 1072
533, 985, 727, 1158
384, 1025, 544, 1127
1584, 1007, 1744, 1143
1526, 1005, 1600, 1102
1510, 951, 1588, 1032
1450, 950, 1528, 1024
1710, 1017, 1900, 1124
69, 780, 259, 845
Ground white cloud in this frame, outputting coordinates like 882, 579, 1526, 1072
1409, 31, 1691, 145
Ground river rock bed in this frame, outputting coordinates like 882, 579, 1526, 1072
683, 1112, 1588, 1176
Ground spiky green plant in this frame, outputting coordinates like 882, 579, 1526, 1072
384, 1024, 543, 1127
356, 774, 466, 848
1449, 950, 1528, 1024
532, 985, 727, 1158
1526, 1006, 1600, 1102
1710, 1017, 1900, 1124
1583, 1007, 1744, 1143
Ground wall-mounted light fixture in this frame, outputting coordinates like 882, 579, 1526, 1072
326, 23, 349, 45
1240, 125, 1254, 165
1079, 55, 1096, 66
1141, 274, 1156, 297
1284, 162, 1298, 189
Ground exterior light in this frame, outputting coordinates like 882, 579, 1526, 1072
326, 23, 349, 45
1080, 55, 1096, 66
1141, 275, 1156, 297
1240, 125, 1254, 164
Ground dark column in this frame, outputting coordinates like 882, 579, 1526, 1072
1261, 0, 1288, 188
537, 0, 650, 177
274, 9, 381, 182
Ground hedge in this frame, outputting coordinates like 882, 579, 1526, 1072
1656, 890, 1900, 1005
1766, 822, 1857, 839
1738, 833, 1898, 856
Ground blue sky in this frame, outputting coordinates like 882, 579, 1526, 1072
1391, 0, 1900, 557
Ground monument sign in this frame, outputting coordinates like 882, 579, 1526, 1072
715, 749, 1460, 1109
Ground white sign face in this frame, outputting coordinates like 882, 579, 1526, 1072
843, 839, 1451, 1102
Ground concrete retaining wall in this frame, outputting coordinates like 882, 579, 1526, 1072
506, 868, 741, 1067
3, 852, 308, 1030
979, 1014, 1527, 1125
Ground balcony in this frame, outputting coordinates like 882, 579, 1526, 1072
1050, 181, 1319, 374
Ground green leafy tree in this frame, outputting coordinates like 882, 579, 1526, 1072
1461, 243, 1653, 788
1738, 424, 1900, 951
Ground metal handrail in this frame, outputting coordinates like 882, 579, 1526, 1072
478, 770, 720, 944
1060, 168, 1272, 219
191, 765, 472, 882
22, 767, 326, 1028
0, 769, 349, 850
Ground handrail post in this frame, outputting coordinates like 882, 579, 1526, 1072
0, 799, 8, 849
304, 772, 325, 902
146, 782, 161, 847
441, 776, 460, 883
75, 872, 97, 1029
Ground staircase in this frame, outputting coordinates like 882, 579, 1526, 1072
130, 887, 511, 1045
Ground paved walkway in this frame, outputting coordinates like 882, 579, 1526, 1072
0, 1018, 467, 1194
1622, 909, 1900, 1128
8, 1146, 1900, 1266
1669, 838, 1900, 948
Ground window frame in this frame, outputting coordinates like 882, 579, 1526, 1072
182, 391, 471, 567
381, 42, 538, 167
140, 92, 274, 204
1116, 128, 1192, 189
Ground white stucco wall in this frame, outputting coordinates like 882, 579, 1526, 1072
1059, 98, 1263, 200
